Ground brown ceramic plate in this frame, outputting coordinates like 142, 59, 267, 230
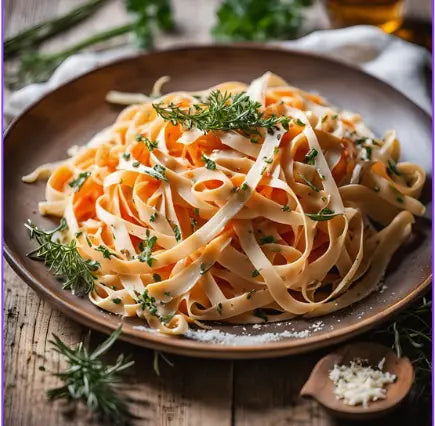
4, 46, 432, 359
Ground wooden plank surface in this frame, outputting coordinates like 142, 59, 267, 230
3, 1, 431, 425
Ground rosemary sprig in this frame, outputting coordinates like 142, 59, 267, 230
4, 0, 107, 58
47, 326, 134, 424
153, 90, 285, 135
25, 219, 99, 295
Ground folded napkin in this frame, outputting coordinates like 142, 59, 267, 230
5, 25, 431, 119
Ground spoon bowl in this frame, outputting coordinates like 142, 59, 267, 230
300, 342, 414, 420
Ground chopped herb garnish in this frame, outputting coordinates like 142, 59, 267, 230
153, 273, 162, 282
241, 183, 249, 191
95, 245, 117, 259
190, 217, 198, 230
160, 313, 175, 324
321, 114, 328, 123
137, 229, 157, 266
173, 224, 181, 242
217, 302, 223, 315
301, 175, 320, 192
273, 146, 279, 155
153, 90, 286, 135
137, 135, 158, 152
201, 154, 216, 170
144, 164, 168, 182
260, 165, 267, 175
250, 137, 259, 144
112, 298, 121, 304
247, 289, 257, 299
75, 231, 82, 238
68, 171, 91, 192
306, 208, 342, 221
263, 156, 273, 164
253, 308, 268, 322
295, 118, 305, 127
387, 160, 401, 176
251, 269, 260, 278
332, 114, 338, 120
122, 152, 131, 160
361, 145, 372, 161
304, 148, 318, 165
396, 196, 404, 203
85, 234, 93, 247
356, 137, 367, 145
25, 218, 99, 295
132, 161, 140, 168
194, 208, 200, 215
150, 213, 158, 222
137, 289, 158, 316
199, 262, 213, 275
259, 235, 275, 245
231, 186, 239, 193
163, 291, 171, 297
281, 204, 290, 212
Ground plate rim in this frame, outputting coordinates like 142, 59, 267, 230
4, 45, 432, 359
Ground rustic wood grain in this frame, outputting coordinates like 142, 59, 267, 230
3, 0, 431, 425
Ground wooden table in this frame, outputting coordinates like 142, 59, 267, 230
4, 1, 431, 425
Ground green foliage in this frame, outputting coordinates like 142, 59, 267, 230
212, 0, 313, 42
47, 327, 134, 424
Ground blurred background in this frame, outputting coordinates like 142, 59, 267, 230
4, 0, 432, 92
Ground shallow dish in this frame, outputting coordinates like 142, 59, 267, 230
4, 46, 432, 359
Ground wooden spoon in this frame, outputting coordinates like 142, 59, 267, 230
300, 342, 414, 420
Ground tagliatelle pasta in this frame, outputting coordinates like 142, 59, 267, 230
24, 72, 426, 335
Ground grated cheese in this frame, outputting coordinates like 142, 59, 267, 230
329, 358, 396, 407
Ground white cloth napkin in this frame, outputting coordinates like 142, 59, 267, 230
5, 25, 431, 119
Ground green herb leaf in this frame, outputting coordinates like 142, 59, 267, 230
173, 224, 181, 242
251, 269, 260, 278
201, 154, 216, 170
306, 208, 342, 221
153, 273, 162, 282
300, 175, 320, 192
95, 245, 117, 259
68, 171, 91, 192
247, 289, 257, 299
259, 235, 275, 245
304, 148, 318, 165
387, 160, 401, 176
199, 262, 213, 275
217, 303, 223, 315
253, 308, 268, 322
144, 164, 168, 182
137, 230, 157, 266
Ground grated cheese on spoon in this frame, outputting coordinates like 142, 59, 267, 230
329, 358, 396, 407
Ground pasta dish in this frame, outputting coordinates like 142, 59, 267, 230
24, 72, 426, 335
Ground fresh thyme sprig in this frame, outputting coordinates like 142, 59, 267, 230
153, 90, 285, 135
25, 219, 99, 295
47, 326, 134, 424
